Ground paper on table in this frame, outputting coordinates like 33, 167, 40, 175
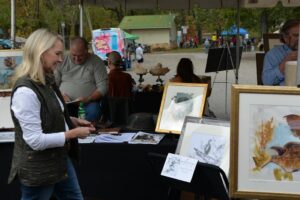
161, 153, 198, 183
94, 132, 136, 143
0, 131, 15, 143
78, 135, 97, 143
128, 131, 165, 145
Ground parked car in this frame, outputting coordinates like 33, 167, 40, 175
0, 39, 12, 49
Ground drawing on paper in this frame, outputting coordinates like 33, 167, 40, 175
162, 156, 181, 176
187, 133, 226, 166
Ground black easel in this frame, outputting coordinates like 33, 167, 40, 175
205, 44, 243, 114
148, 153, 230, 200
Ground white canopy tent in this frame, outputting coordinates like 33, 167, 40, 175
9, 0, 300, 83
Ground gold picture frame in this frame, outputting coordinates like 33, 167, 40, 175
230, 84, 300, 199
155, 82, 207, 134
0, 49, 23, 89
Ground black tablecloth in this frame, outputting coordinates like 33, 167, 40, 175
0, 134, 178, 200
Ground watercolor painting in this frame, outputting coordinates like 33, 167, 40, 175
230, 85, 300, 199
250, 105, 300, 182
0, 50, 23, 89
155, 82, 207, 134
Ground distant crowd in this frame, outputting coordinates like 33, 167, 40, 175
178, 35, 257, 52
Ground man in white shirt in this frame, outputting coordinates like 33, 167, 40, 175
135, 44, 144, 63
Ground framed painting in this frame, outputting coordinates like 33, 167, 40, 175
0, 50, 23, 89
230, 85, 300, 199
155, 82, 207, 134
176, 116, 230, 176
0, 89, 13, 129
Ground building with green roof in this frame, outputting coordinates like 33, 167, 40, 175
119, 14, 177, 49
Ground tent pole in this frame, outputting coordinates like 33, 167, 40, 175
10, 0, 16, 49
79, 0, 84, 37
235, 0, 240, 84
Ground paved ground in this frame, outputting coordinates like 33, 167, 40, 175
126, 50, 258, 120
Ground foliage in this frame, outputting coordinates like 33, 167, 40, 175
0, 0, 11, 33
0, 0, 299, 45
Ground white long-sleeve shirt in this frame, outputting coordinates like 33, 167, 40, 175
11, 87, 68, 150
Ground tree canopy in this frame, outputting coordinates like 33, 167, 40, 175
0, 0, 299, 43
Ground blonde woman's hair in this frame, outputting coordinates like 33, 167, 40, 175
13, 28, 63, 85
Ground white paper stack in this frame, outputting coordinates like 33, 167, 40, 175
0, 131, 15, 143
94, 132, 136, 143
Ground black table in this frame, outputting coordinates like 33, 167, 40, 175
0, 134, 178, 200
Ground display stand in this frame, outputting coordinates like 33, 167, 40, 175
148, 153, 230, 200
205, 45, 242, 114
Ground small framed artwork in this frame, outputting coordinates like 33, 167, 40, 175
0, 89, 13, 129
155, 82, 208, 134
176, 116, 230, 176
230, 84, 300, 199
0, 50, 23, 89
263, 33, 282, 52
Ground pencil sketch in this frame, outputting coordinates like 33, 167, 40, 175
188, 133, 226, 166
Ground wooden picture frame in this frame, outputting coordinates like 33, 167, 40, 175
230, 84, 300, 199
176, 116, 230, 175
263, 33, 282, 52
0, 50, 23, 89
155, 82, 207, 134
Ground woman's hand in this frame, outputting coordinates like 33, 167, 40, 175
62, 92, 71, 102
65, 126, 96, 139
71, 117, 93, 127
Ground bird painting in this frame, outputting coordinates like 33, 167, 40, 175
269, 142, 300, 173
261, 142, 300, 180
284, 114, 300, 138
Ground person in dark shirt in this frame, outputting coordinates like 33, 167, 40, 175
170, 58, 215, 117
107, 51, 133, 97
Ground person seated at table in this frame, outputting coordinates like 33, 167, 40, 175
262, 19, 299, 86
107, 51, 133, 97
55, 37, 108, 122
170, 58, 215, 117
105, 51, 134, 126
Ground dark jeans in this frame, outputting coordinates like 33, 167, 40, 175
20, 157, 83, 200
137, 58, 144, 63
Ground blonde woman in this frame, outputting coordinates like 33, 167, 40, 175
8, 29, 95, 199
